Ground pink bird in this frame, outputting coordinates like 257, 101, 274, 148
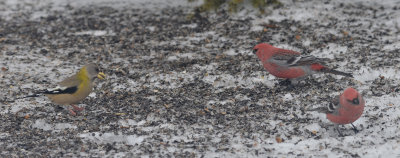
309, 87, 365, 135
253, 43, 352, 84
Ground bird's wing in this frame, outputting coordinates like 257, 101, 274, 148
268, 49, 327, 67
307, 96, 340, 114
307, 106, 330, 113
42, 86, 78, 95
327, 96, 340, 115
58, 74, 81, 87
286, 55, 329, 67
42, 74, 81, 95
269, 52, 301, 66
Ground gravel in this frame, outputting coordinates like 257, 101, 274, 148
0, 0, 399, 157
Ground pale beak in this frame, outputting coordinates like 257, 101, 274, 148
97, 72, 106, 79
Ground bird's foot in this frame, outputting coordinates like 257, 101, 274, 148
71, 105, 84, 112
279, 79, 292, 86
335, 125, 344, 137
68, 105, 84, 116
351, 123, 359, 134
69, 109, 77, 116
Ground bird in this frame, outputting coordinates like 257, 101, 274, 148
253, 43, 352, 84
308, 87, 365, 136
23, 63, 106, 115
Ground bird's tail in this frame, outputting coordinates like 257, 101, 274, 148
16, 93, 45, 99
14, 86, 75, 101
320, 68, 353, 77
12, 90, 49, 101
1, 93, 44, 103
307, 107, 328, 113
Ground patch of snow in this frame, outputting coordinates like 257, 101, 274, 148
311, 43, 348, 59
167, 56, 178, 61
283, 93, 293, 101
119, 119, 146, 126
356, 67, 400, 82
32, 119, 77, 131
74, 30, 115, 36
79, 132, 146, 146
223, 49, 237, 56
8, 100, 43, 114
181, 23, 198, 29
304, 123, 322, 132
146, 26, 156, 32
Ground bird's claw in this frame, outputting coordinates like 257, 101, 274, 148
69, 109, 77, 116
71, 105, 84, 112
278, 79, 292, 86
351, 123, 359, 134
68, 105, 84, 116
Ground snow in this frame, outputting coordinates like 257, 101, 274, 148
74, 30, 115, 36
1, 0, 400, 157
311, 43, 348, 59
79, 132, 146, 146
32, 119, 77, 131
356, 67, 400, 82
282, 93, 293, 101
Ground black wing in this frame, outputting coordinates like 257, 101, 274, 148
42, 86, 78, 95
287, 55, 328, 67
271, 53, 299, 62
16, 86, 78, 100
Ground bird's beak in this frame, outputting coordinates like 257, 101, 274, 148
97, 72, 106, 79
252, 49, 258, 54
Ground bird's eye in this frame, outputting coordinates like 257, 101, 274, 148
352, 98, 360, 105
95, 67, 100, 73
252, 49, 258, 54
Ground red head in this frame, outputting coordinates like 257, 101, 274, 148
253, 43, 276, 61
342, 87, 362, 105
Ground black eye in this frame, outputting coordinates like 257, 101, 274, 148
95, 67, 99, 73
352, 98, 359, 105
253, 49, 258, 54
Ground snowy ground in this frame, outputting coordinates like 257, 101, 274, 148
1, 0, 400, 157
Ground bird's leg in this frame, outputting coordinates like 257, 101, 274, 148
351, 123, 359, 134
289, 78, 299, 85
279, 79, 296, 91
69, 109, 77, 116
68, 105, 84, 116
278, 79, 294, 91
71, 104, 84, 112
279, 79, 292, 86
335, 124, 344, 137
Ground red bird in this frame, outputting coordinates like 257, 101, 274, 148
253, 43, 352, 83
310, 87, 365, 135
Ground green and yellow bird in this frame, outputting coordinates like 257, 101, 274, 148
27, 63, 106, 115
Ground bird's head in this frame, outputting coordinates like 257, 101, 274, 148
85, 63, 106, 80
342, 87, 361, 105
252, 43, 275, 61
252, 43, 273, 54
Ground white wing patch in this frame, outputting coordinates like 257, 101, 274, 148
327, 96, 341, 115
287, 55, 318, 66
269, 53, 300, 66
286, 56, 302, 65
47, 86, 68, 93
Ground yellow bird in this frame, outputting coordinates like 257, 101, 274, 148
26, 63, 105, 115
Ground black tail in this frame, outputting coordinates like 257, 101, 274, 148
15, 89, 51, 100
307, 107, 330, 114
1, 93, 43, 103
16, 93, 44, 99
321, 68, 353, 77
0, 87, 51, 103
